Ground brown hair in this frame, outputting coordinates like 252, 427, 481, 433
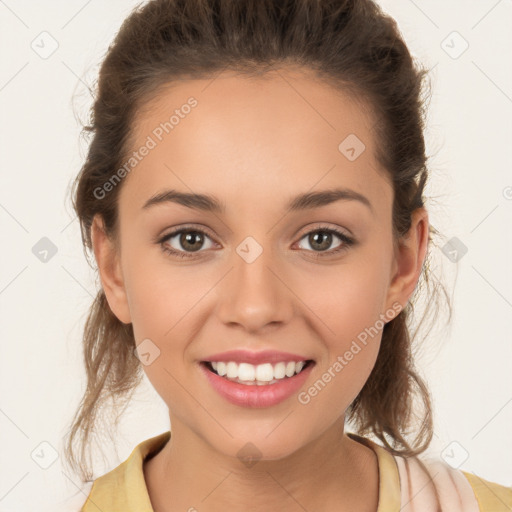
64, 0, 451, 500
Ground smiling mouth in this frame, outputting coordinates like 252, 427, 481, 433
200, 359, 315, 386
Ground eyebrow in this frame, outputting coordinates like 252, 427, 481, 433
142, 187, 373, 214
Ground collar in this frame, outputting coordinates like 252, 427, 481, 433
347, 432, 401, 511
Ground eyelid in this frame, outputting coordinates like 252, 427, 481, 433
157, 222, 352, 242
295, 222, 353, 240
155, 223, 218, 243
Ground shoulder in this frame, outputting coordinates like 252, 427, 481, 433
60, 431, 171, 510
461, 469, 512, 512
393, 453, 512, 512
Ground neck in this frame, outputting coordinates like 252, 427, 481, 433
144, 417, 379, 512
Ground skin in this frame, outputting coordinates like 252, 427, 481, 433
91, 66, 429, 512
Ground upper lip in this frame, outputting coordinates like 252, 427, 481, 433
201, 349, 314, 365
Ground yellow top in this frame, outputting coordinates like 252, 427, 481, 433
74, 431, 512, 511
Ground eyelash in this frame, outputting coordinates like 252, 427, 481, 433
157, 224, 355, 260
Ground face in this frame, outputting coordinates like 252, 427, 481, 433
93, 67, 427, 461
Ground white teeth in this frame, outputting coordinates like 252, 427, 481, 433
255, 363, 273, 381
216, 362, 227, 376
207, 360, 310, 382
273, 362, 286, 379
226, 361, 238, 378
240, 362, 257, 381
285, 361, 296, 377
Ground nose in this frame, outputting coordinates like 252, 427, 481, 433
215, 242, 294, 333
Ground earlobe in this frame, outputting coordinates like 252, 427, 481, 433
90, 214, 132, 324
385, 208, 430, 312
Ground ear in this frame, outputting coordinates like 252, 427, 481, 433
91, 214, 132, 324
385, 207, 429, 313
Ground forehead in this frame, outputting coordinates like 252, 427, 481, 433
120, 67, 392, 215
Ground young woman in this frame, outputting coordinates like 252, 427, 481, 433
63, 0, 512, 510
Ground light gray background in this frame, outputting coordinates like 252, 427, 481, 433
1, 0, 511, 509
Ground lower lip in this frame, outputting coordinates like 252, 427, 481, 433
199, 362, 314, 408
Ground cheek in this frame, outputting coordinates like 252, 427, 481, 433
309, 252, 391, 343
298, 288, 384, 423
298, 253, 390, 409
125, 264, 198, 407
122, 249, 212, 397
122, 237, 200, 339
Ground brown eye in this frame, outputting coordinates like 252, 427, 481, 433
296, 226, 355, 256
306, 231, 337, 251
160, 228, 216, 258
178, 231, 205, 252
